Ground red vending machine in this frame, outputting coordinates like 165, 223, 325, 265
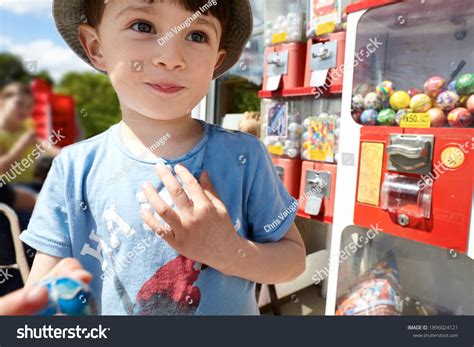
326, 0, 474, 316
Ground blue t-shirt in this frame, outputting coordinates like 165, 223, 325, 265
20, 119, 297, 315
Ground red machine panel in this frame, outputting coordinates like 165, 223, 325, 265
355, 127, 472, 252
304, 31, 346, 94
271, 157, 302, 199
263, 42, 306, 92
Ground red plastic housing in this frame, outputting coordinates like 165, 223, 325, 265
354, 127, 473, 252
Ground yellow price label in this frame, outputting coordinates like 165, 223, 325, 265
272, 32, 288, 45
268, 145, 284, 156
316, 22, 336, 36
309, 148, 327, 161
400, 113, 431, 128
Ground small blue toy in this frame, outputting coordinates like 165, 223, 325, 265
37, 277, 97, 316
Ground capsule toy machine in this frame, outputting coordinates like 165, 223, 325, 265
262, 0, 307, 93
325, 0, 474, 316
261, 98, 303, 199
298, 97, 341, 223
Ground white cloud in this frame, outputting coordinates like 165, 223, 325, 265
0, 35, 96, 81
1, 0, 53, 16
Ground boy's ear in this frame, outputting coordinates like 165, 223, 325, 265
78, 24, 107, 72
213, 49, 227, 72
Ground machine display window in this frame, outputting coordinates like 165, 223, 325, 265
335, 227, 474, 316
350, 0, 474, 128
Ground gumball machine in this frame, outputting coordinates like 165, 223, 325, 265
262, 0, 307, 93
264, 0, 306, 47
298, 97, 341, 223
261, 98, 303, 198
325, 0, 474, 317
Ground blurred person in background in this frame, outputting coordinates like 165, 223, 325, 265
0, 82, 61, 193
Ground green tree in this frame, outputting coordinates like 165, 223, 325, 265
56, 72, 121, 139
0, 53, 30, 88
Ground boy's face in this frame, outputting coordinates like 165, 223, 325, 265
0, 85, 34, 124
79, 0, 227, 121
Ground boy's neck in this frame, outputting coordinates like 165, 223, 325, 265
120, 113, 204, 161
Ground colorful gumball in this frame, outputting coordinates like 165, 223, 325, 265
303, 118, 311, 129
423, 76, 446, 97
447, 107, 473, 127
389, 91, 411, 110
353, 83, 372, 96
360, 109, 378, 125
352, 111, 362, 123
352, 94, 365, 111
426, 108, 446, 127
467, 95, 474, 113
410, 93, 432, 113
448, 80, 457, 91
376, 81, 394, 99
407, 88, 421, 97
395, 109, 412, 126
364, 92, 383, 110
377, 109, 396, 126
435, 90, 460, 111
455, 74, 474, 95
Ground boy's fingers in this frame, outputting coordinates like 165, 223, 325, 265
174, 164, 210, 205
199, 172, 226, 210
142, 182, 182, 230
0, 285, 48, 316
46, 258, 93, 284
155, 163, 193, 213
140, 207, 173, 239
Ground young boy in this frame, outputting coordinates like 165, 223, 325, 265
20, 0, 306, 315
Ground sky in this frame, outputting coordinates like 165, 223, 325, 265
0, 0, 95, 82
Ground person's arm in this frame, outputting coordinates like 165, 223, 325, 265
25, 255, 92, 288
0, 130, 37, 173
24, 252, 62, 287
218, 223, 306, 284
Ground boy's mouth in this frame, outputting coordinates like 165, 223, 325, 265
146, 82, 185, 96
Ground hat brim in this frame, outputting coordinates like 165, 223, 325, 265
53, 0, 253, 79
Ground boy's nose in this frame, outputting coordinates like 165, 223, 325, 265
151, 44, 187, 72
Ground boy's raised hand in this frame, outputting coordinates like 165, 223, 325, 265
141, 163, 239, 272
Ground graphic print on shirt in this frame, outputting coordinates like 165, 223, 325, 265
133, 254, 207, 315
81, 186, 207, 314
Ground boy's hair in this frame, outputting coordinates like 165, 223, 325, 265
84, 0, 231, 49
0, 82, 33, 100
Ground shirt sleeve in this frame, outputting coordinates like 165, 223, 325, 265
246, 140, 297, 243
19, 155, 72, 258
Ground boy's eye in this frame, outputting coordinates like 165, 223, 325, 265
186, 31, 208, 43
130, 21, 156, 34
